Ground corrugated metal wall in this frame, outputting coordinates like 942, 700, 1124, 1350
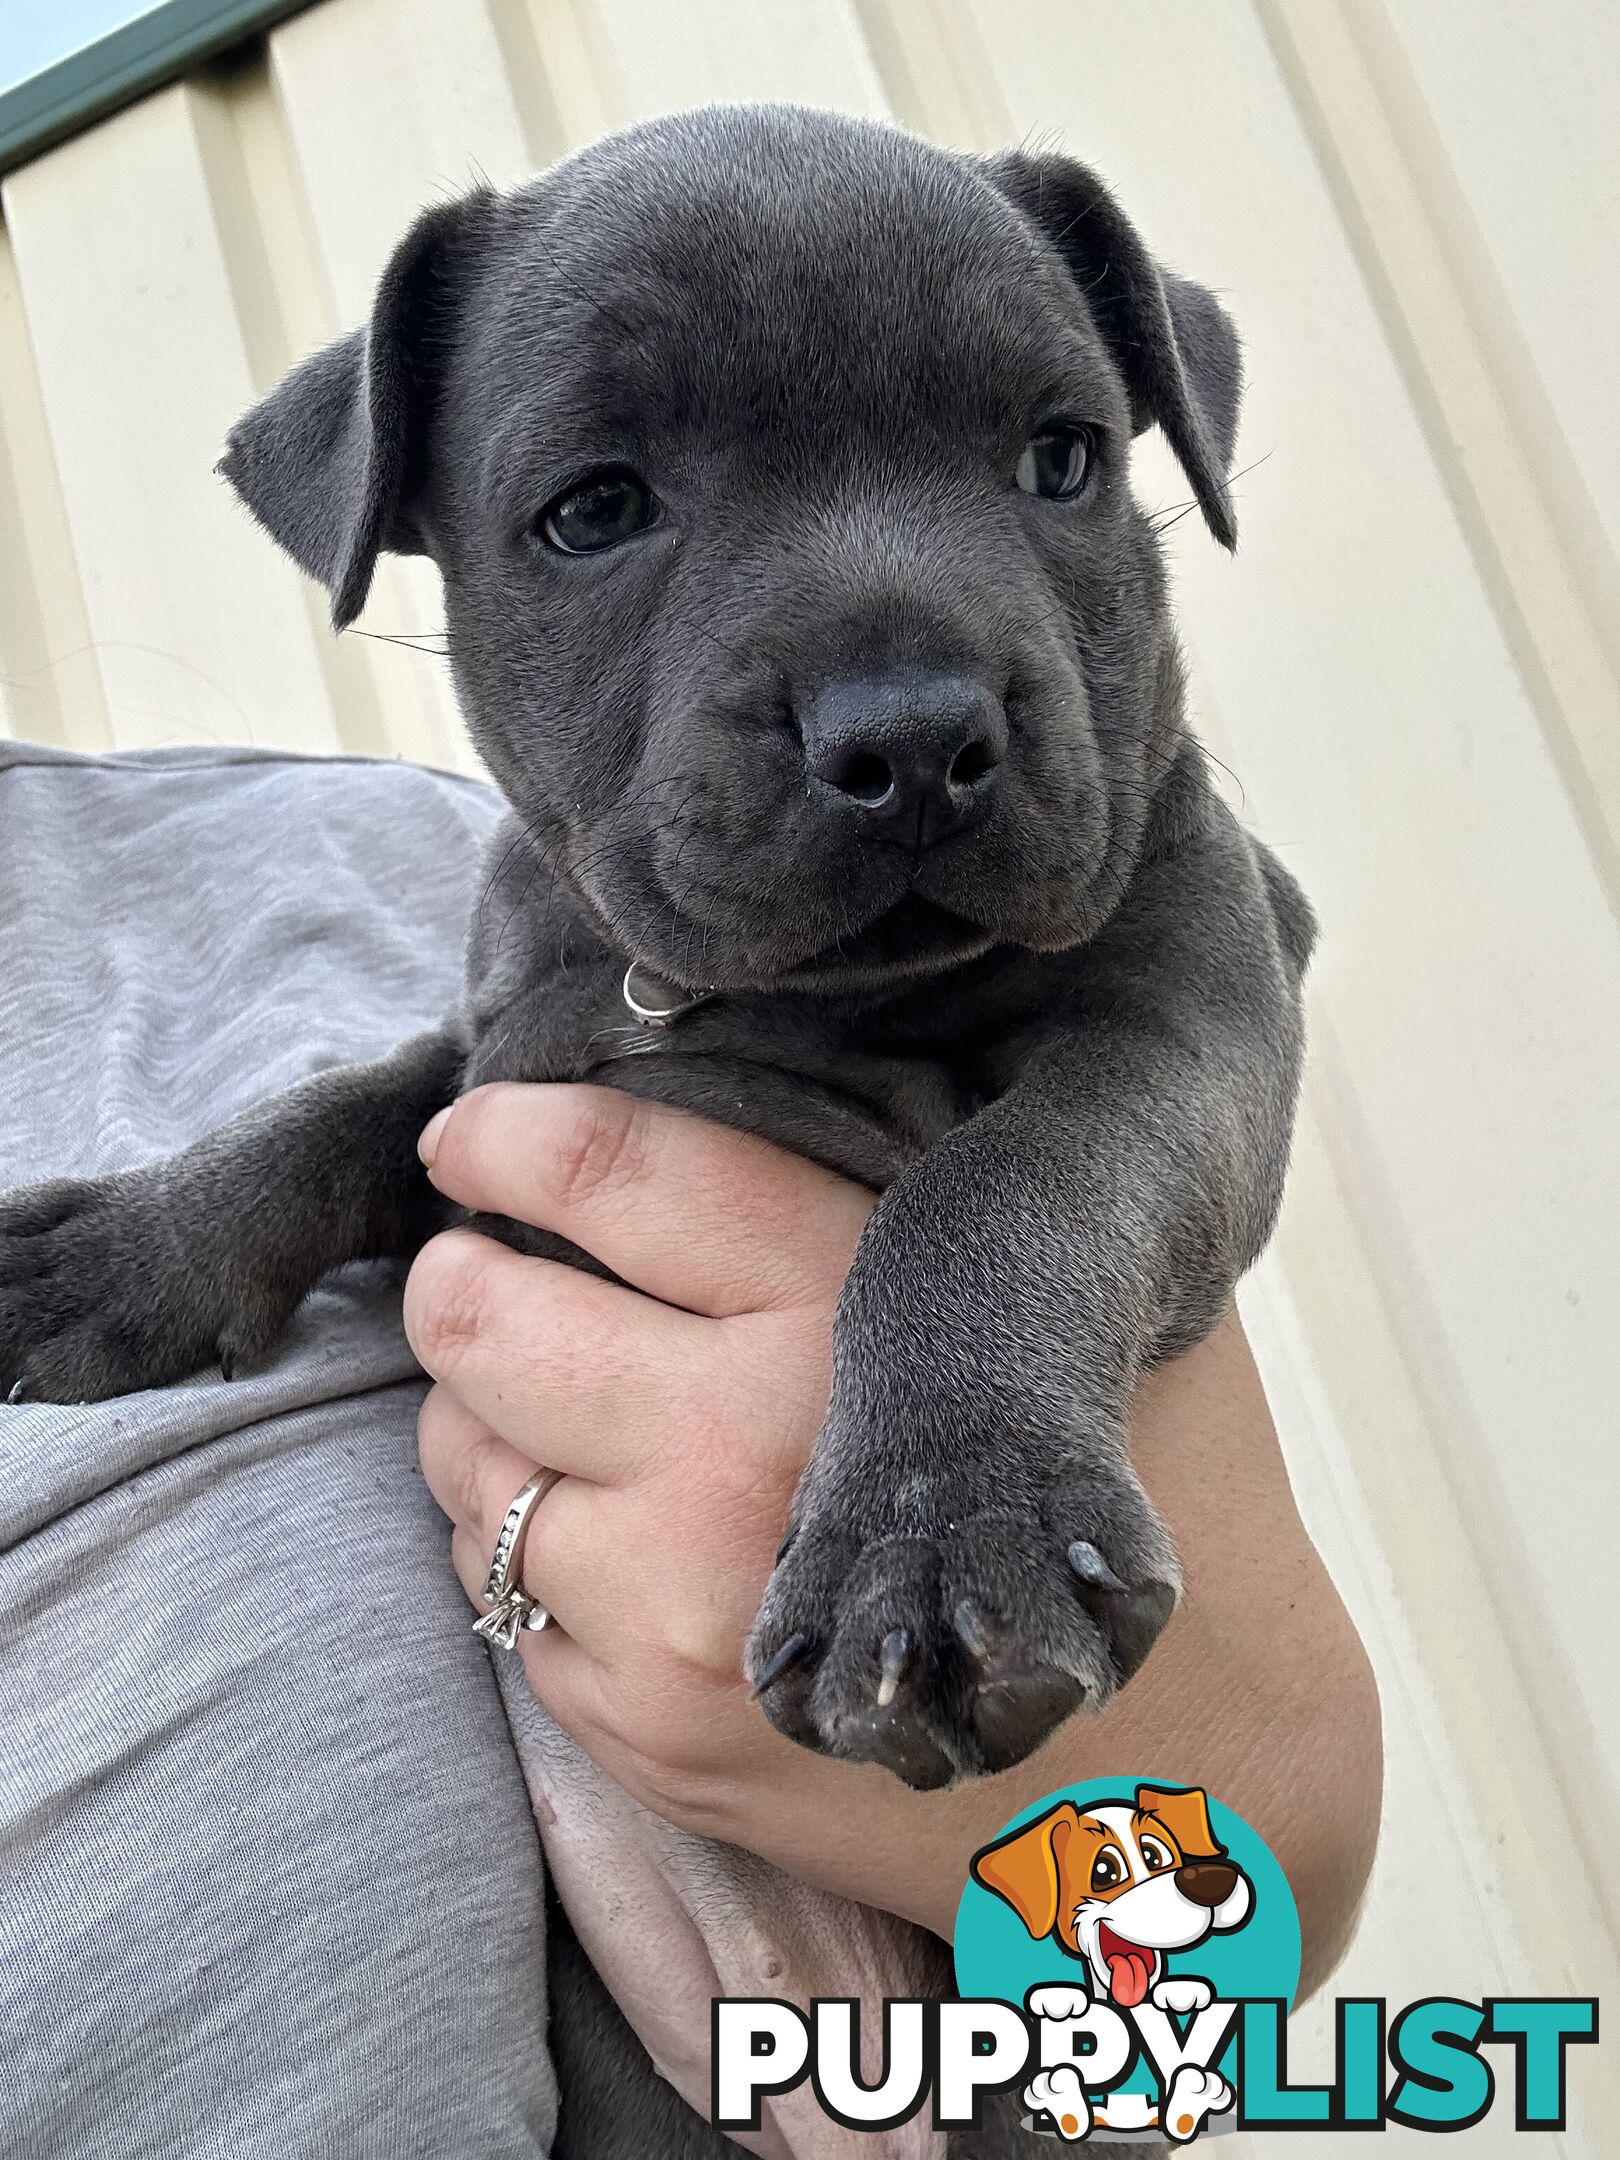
2, 3, 1615, 2146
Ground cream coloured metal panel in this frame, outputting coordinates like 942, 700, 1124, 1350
0, 221, 108, 747
1381, 0, 1620, 573
578, 0, 887, 122
1259, 0, 1620, 922
0, 0, 1613, 2143
931, 0, 1619, 2078
266, 0, 550, 771
1, 82, 343, 752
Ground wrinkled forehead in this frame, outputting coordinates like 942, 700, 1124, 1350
471, 119, 1114, 465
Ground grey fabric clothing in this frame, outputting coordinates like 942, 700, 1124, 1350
0, 743, 557, 2158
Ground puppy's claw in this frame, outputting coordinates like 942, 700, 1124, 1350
1068, 1540, 1128, 1593
751, 1630, 813, 1697
775, 1526, 798, 1565
218, 1346, 236, 1383
875, 1627, 910, 1708
952, 1598, 992, 1662
5, 1378, 27, 1407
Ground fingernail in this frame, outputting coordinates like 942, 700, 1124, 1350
418, 1107, 451, 1167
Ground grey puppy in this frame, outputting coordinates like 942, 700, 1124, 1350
1, 106, 1310, 1797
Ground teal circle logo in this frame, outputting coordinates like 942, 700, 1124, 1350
954, 1779, 1299, 2141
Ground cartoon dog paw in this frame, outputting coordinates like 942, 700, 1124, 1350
1027, 1984, 1094, 2022
1151, 1975, 1214, 2015
1024, 2066, 1092, 2141
1162, 2063, 1233, 2144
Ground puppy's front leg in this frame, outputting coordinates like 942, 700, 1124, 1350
0, 1028, 463, 1404
750, 817, 1313, 1788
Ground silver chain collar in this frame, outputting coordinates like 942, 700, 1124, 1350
621, 962, 714, 1030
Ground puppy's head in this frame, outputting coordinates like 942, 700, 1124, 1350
971, 1785, 1252, 2005
222, 105, 1241, 994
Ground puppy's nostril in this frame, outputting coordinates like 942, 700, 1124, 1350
832, 750, 896, 806
948, 737, 997, 791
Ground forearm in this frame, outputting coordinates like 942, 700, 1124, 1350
407, 1088, 1378, 2004
735, 1314, 1381, 1999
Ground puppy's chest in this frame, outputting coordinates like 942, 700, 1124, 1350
461, 955, 984, 1191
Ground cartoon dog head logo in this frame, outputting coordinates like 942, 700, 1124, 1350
970, 1783, 1252, 2007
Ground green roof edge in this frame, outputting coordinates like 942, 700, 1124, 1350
0, 0, 314, 178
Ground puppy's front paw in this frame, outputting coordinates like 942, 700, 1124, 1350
747, 1448, 1178, 1788
0, 1173, 289, 1404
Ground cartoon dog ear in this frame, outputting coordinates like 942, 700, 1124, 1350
984, 149, 1242, 549
971, 1803, 1081, 1941
1136, 1784, 1226, 1861
218, 187, 496, 630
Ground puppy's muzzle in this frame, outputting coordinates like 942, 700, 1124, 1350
1174, 1861, 1240, 1908
801, 669, 1005, 851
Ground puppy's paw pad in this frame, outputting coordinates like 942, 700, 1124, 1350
1047, 1463, 1181, 1691
749, 1479, 1177, 1786
946, 1502, 1175, 1769
749, 1530, 960, 1789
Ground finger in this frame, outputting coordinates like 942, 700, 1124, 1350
429, 1390, 636, 1650
451, 1520, 620, 1721
419, 1084, 871, 1317
404, 1228, 711, 1482
450, 1526, 744, 1821
449, 1520, 566, 1628
446, 1492, 609, 1661
419, 1382, 539, 1543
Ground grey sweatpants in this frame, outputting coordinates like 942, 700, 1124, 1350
0, 744, 558, 2157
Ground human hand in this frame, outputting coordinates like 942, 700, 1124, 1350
406, 1084, 1379, 1974
407, 1084, 912, 1876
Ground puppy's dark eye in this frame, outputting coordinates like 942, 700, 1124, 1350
538, 469, 658, 554
1090, 1848, 1124, 1893
1015, 426, 1092, 500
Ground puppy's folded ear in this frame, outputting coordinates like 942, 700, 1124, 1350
1135, 1783, 1226, 1860
971, 1801, 1081, 1941
218, 188, 496, 629
986, 150, 1242, 548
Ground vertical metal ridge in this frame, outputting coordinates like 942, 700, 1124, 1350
1256, 0, 1620, 916
0, 217, 111, 749
850, 0, 1010, 148
1284, 1035, 1620, 2060
489, 0, 617, 162
189, 47, 391, 758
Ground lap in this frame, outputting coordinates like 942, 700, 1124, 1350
0, 1375, 555, 2159
0, 745, 553, 2156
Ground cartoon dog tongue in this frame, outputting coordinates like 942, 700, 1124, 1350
1099, 1924, 1155, 2007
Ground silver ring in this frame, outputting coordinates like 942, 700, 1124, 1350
472, 1469, 558, 1651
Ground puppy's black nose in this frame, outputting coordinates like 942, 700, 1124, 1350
1175, 1862, 1239, 1908
801, 672, 1006, 850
